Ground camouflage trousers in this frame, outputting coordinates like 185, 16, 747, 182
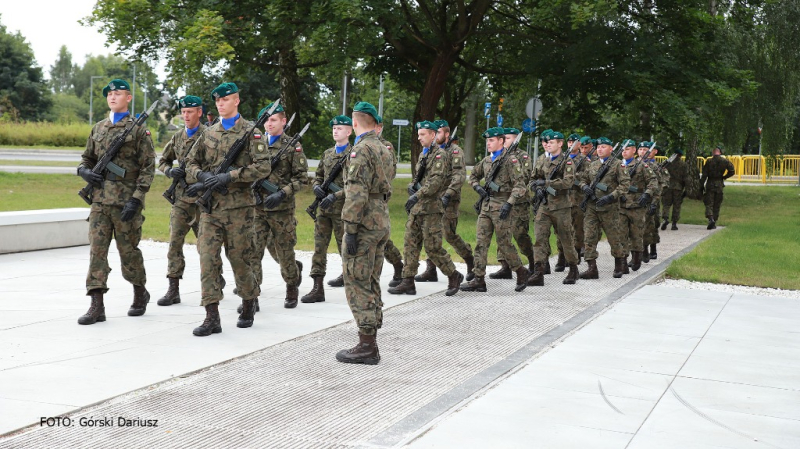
166, 202, 199, 279
703, 188, 724, 220
252, 208, 299, 287
535, 207, 579, 264
474, 208, 523, 277
643, 203, 661, 246
384, 238, 403, 265
401, 212, 456, 278
619, 207, 646, 253
497, 202, 534, 263
86, 203, 146, 294
583, 205, 627, 260
661, 189, 684, 223
310, 211, 344, 277
197, 207, 259, 306
557, 204, 585, 253
443, 199, 473, 260
343, 227, 389, 336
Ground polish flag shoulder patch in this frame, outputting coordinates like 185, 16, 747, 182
351, 152, 357, 158
453, 149, 459, 154
295, 146, 302, 152
512, 159, 518, 163
567, 160, 572, 165
523, 154, 528, 159
253, 133, 261, 139
145, 130, 151, 136
435, 154, 442, 159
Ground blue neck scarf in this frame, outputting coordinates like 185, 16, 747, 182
422, 147, 430, 156
221, 114, 240, 131
269, 134, 281, 146
551, 154, 559, 161
439, 143, 446, 149
335, 144, 348, 154
569, 153, 577, 159
600, 157, 608, 163
491, 149, 503, 162
354, 132, 370, 145
625, 157, 634, 165
186, 125, 200, 138
112, 112, 129, 124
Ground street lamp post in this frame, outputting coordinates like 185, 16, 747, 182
89, 75, 105, 125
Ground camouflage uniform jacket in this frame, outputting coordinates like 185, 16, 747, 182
700, 155, 735, 191
469, 151, 526, 213
316, 144, 350, 215
256, 132, 309, 211
511, 147, 533, 204
532, 153, 575, 212
409, 146, 449, 215
620, 158, 658, 209
569, 153, 590, 206
185, 118, 268, 211
80, 114, 155, 207
579, 157, 631, 212
653, 159, 670, 202
342, 130, 393, 235
665, 158, 687, 191
443, 143, 466, 202
158, 123, 207, 205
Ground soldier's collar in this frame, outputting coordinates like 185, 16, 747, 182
335, 143, 348, 153
221, 113, 241, 131
186, 125, 200, 137
110, 111, 130, 124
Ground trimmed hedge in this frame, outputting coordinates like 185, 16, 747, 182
0, 122, 92, 147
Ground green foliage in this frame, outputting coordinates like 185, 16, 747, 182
0, 15, 52, 121
0, 122, 91, 146
46, 93, 89, 124
49, 45, 76, 94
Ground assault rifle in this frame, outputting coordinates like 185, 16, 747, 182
625, 141, 657, 196
532, 141, 578, 215
579, 142, 622, 212
573, 146, 597, 186
411, 126, 458, 192
306, 149, 347, 221
654, 153, 678, 173
252, 122, 311, 205
162, 159, 188, 205
195, 100, 281, 213
78, 101, 159, 205
473, 133, 523, 214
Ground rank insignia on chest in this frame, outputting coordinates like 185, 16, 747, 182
351, 152, 357, 158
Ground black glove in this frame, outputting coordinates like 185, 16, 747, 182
529, 179, 546, 191
596, 194, 615, 207
120, 197, 141, 222
203, 172, 232, 192
441, 194, 451, 208
78, 166, 103, 187
581, 185, 594, 197
320, 193, 336, 210
405, 194, 419, 212
474, 185, 488, 199
263, 190, 286, 209
620, 195, 627, 203
170, 166, 186, 180
637, 192, 651, 207
499, 202, 512, 219
313, 185, 327, 199
536, 188, 546, 203
344, 233, 358, 255
647, 203, 658, 216
196, 171, 214, 184
407, 185, 418, 196
186, 182, 204, 197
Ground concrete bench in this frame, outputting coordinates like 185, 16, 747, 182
0, 208, 90, 254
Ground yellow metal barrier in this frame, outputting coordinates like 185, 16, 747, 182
651, 153, 799, 183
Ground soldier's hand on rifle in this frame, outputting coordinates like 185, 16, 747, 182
168, 166, 186, 180
313, 185, 327, 199
405, 194, 419, 213
204, 173, 232, 192
196, 171, 214, 185
186, 182, 204, 197
263, 190, 286, 209
637, 192, 651, 207
78, 166, 103, 188
320, 193, 336, 210
473, 185, 488, 199
582, 185, 594, 198
536, 188, 546, 203
120, 198, 141, 222
529, 179, 546, 191
407, 185, 418, 196
596, 194, 615, 207
647, 203, 658, 216
499, 202, 512, 219
344, 233, 358, 255
441, 193, 451, 208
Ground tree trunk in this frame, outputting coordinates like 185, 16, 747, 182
685, 134, 702, 199
464, 93, 478, 165
278, 46, 302, 136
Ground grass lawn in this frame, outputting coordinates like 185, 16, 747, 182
0, 160, 81, 167
0, 146, 84, 151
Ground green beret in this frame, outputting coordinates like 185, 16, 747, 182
596, 137, 613, 145
211, 82, 239, 100
179, 95, 203, 108
434, 119, 449, 129
376, 115, 383, 124
416, 120, 436, 130
329, 115, 352, 127
674, 148, 684, 155
638, 141, 651, 148
550, 131, 565, 140
353, 101, 379, 121
504, 127, 521, 135
102, 79, 130, 97
622, 139, 637, 148
482, 127, 506, 138
580, 136, 592, 145
541, 129, 553, 141
568, 133, 581, 141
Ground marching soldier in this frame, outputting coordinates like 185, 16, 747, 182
531, 129, 554, 274
76, 79, 155, 325
375, 117, 406, 288
619, 140, 658, 272
555, 134, 589, 269
661, 148, 687, 231
578, 137, 630, 279
528, 131, 580, 286
302, 115, 352, 303
184, 82, 266, 336
335, 102, 393, 365
388, 121, 463, 296
700, 144, 735, 229
642, 143, 667, 261
460, 127, 530, 292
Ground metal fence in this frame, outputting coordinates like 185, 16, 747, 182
654, 155, 800, 184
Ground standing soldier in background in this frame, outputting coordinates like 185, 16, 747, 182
205, 109, 218, 127
700, 145, 735, 229
302, 115, 352, 303
335, 102, 393, 365
461, 127, 530, 293
388, 121, 463, 296
76, 79, 155, 325
376, 117, 405, 288
157, 95, 206, 306
555, 134, 588, 270
661, 148, 687, 231
619, 140, 658, 272
642, 143, 667, 261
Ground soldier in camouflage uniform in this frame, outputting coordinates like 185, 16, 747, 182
529, 129, 554, 275
374, 117, 405, 288
619, 140, 659, 272
661, 148, 687, 231
528, 131, 580, 286
700, 145, 735, 229
251, 102, 309, 309
184, 82, 268, 336
460, 127, 530, 292
555, 135, 592, 265
578, 137, 631, 279
388, 121, 463, 296
335, 102, 394, 365
642, 144, 668, 261
76, 79, 155, 326
301, 115, 351, 303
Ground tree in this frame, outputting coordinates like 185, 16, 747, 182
0, 15, 52, 121
50, 45, 76, 94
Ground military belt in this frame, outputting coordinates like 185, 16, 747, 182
491, 193, 511, 201
369, 193, 389, 201
105, 171, 139, 181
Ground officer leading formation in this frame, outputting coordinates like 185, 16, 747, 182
76, 79, 725, 364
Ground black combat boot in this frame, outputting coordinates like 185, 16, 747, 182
631, 251, 642, 271
284, 284, 299, 308
78, 290, 105, 325
554, 253, 566, 272
388, 277, 416, 295
623, 256, 630, 274
543, 260, 552, 275
237, 298, 260, 314
193, 303, 222, 336
388, 262, 404, 288
157, 277, 181, 306
415, 259, 438, 282
460, 275, 486, 292
237, 299, 256, 328
707, 217, 716, 230
671, 222, 678, 231
613, 258, 625, 278
661, 218, 669, 231
527, 262, 544, 286
515, 266, 530, 292
335, 332, 380, 365
575, 247, 583, 265
489, 260, 512, 279
642, 247, 651, 263
327, 274, 344, 287
446, 271, 464, 296
295, 260, 304, 287
464, 254, 475, 282
650, 244, 658, 260
128, 285, 150, 316
563, 264, 579, 284
301, 276, 326, 303
580, 259, 599, 279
